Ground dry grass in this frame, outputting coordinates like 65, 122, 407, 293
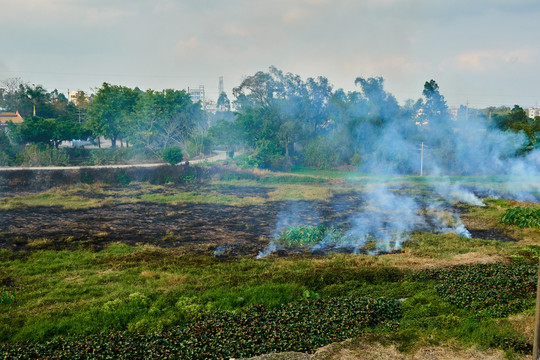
140, 271, 160, 279
24, 238, 54, 249
356, 252, 507, 271
244, 337, 510, 360
63, 275, 84, 284
504, 314, 535, 344
267, 184, 332, 201
160, 274, 190, 288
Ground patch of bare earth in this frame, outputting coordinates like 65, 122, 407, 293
242, 338, 509, 360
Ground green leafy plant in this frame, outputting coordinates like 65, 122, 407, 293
414, 264, 537, 317
0, 296, 401, 359
0, 289, 15, 304
161, 146, 183, 166
277, 225, 342, 247
500, 206, 540, 228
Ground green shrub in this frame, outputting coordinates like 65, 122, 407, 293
19, 144, 69, 166
89, 148, 134, 165
114, 170, 131, 185
302, 138, 340, 170
0, 151, 11, 166
278, 225, 341, 246
161, 146, 183, 166
500, 206, 540, 228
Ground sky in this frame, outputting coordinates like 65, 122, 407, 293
1, 0, 540, 108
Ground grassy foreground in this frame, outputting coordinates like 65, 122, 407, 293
0, 238, 538, 358
1, 169, 540, 358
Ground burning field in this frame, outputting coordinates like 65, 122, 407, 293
1, 167, 539, 359
0, 170, 532, 257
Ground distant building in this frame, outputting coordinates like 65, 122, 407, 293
69, 90, 88, 106
188, 85, 205, 105
204, 99, 218, 114
449, 108, 458, 121
0, 111, 24, 133
528, 107, 540, 119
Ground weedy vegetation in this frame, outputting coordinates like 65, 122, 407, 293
0, 168, 539, 358
500, 206, 540, 228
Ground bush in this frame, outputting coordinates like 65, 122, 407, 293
89, 148, 134, 165
19, 144, 69, 166
278, 225, 341, 247
161, 146, 183, 166
250, 139, 284, 169
302, 138, 340, 170
500, 206, 540, 228
0, 151, 11, 166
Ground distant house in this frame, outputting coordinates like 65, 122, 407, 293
528, 107, 540, 119
0, 111, 24, 133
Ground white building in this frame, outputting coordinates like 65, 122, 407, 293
528, 107, 540, 119
69, 90, 87, 105
188, 85, 205, 104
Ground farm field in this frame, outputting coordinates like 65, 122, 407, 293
1, 165, 540, 359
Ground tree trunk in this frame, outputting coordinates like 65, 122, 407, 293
111, 136, 117, 149
98, 137, 101, 148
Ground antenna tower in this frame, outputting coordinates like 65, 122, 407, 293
218, 76, 224, 95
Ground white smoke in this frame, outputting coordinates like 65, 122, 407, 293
257, 202, 320, 259
337, 185, 423, 252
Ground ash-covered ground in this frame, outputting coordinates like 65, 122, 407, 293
0, 182, 520, 257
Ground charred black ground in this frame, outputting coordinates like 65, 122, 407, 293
0, 181, 517, 256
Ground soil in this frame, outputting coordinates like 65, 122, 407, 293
468, 229, 517, 242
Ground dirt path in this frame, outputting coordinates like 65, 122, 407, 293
0, 150, 228, 171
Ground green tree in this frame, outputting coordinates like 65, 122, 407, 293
217, 92, 230, 111
51, 116, 87, 148
9, 116, 54, 145
421, 79, 449, 126
208, 119, 241, 154
492, 105, 535, 143
131, 89, 201, 155
87, 83, 140, 148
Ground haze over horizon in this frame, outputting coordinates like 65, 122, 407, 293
1, 0, 539, 108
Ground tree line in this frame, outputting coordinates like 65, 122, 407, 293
1, 68, 538, 171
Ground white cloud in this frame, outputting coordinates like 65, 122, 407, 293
152, 0, 181, 15
175, 37, 199, 58
444, 46, 540, 71
282, 9, 304, 23
221, 23, 250, 38
83, 7, 134, 25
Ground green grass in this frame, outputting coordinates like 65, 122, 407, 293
0, 246, 409, 343
0, 243, 536, 357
